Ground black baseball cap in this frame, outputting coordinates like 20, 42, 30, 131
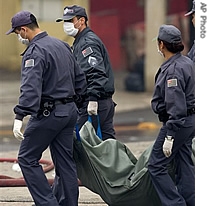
56, 5, 88, 22
185, 0, 195, 16
6, 11, 33, 35
158, 24, 182, 44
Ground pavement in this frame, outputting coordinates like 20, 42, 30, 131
0, 70, 160, 205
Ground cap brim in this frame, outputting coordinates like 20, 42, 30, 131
184, 10, 194, 16
5, 28, 15, 35
55, 15, 75, 22
55, 18, 64, 22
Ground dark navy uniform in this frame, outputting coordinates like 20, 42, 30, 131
72, 27, 116, 140
148, 53, 195, 206
187, 42, 195, 62
15, 32, 86, 206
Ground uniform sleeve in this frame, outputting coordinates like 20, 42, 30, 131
73, 58, 87, 97
165, 66, 187, 137
63, 42, 87, 106
14, 54, 44, 120
77, 44, 108, 100
187, 43, 195, 63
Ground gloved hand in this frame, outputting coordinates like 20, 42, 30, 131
87, 101, 98, 115
13, 119, 24, 141
162, 136, 174, 157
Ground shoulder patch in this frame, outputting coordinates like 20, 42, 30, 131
167, 78, 177, 87
88, 56, 98, 67
82, 47, 93, 57
25, 59, 34, 67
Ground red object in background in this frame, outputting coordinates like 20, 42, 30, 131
90, 14, 122, 70
90, 0, 188, 70
0, 158, 83, 187
90, 0, 144, 35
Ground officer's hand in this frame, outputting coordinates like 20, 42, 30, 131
162, 136, 174, 157
13, 119, 24, 141
87, 101, 98, 115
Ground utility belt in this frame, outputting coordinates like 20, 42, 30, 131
158, 107, 195, 123
39, 97, 74, 117
98, 94, 112, 100
84, 93, 113, 101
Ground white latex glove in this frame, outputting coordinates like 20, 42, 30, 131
13, 119, 24, 141
87, 101, 98, 115
162, 136, 174, 157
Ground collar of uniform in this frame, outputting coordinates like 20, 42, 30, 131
73, 27, 91, 46
20, 31, 48, 56
160, 52, 181, 72
30, 31, 48, 44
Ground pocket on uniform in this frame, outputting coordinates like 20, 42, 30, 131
54, 111, 69, 117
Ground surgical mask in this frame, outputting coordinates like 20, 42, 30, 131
157, 45, 164, 57
63, 22, 79, 37
17, 34, 30, 45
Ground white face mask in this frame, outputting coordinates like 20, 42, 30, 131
157, 45, 164, 57
63, 22, 79, 37
17, 34, 30, 45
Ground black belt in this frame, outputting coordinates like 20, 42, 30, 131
54, 97, 74, 105
158, 107, 195, 123
84, 93, 113, 101
40, 97, 74, 117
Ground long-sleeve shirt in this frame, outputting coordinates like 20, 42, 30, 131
14, 31, 87, 120
151, 53, 195, 137
72, 27, 115, 101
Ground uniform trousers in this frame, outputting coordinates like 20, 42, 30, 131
52, 98, 116, 204
18, 103, 79, 206
148, 115, 195, 206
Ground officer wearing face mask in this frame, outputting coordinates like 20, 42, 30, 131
6, 10, 87, 206
56, 5, 116, 141
148, 25, 195, 206
17, 32, 30, 45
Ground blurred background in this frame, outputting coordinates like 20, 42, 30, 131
0, 0, 194, 92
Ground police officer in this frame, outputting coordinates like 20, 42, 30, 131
185, 0, 195, 62
56, 5, 116, 141
6, 11, 87, 206
148, 25, 195, 206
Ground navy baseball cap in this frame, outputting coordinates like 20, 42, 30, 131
158, 24, 182, 44
185, 0, 195, 16
6, 11, 33, 35
56, 5, 88, 22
